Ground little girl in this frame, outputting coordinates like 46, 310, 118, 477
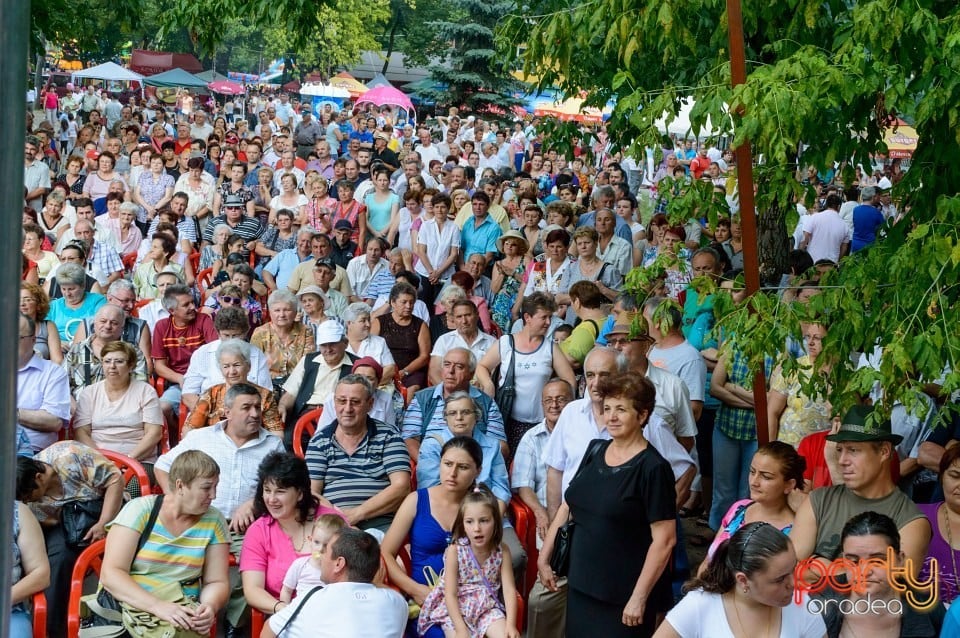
199, 225, 231, 272
418, 485, 519, 638
279, 514, 346, 603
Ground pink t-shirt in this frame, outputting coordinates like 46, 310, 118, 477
239, 506, 344, 597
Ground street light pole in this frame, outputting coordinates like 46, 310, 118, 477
726, 0, 769, 443
0, 0, 31, 633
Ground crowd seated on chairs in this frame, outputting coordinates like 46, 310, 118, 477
18, 98, 953, 638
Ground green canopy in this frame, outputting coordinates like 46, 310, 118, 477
143, 68, 208, 88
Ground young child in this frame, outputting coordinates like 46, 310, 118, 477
278, 514, 346, 603
552, 323, 573, 345
199, 225, 232, 273
418, 485, 519, 638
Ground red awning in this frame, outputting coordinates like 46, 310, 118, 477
130, 49, 203, 76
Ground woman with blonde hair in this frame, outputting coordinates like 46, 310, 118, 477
99, 450, 230, 637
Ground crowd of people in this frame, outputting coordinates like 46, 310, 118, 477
13, 84, 959, 638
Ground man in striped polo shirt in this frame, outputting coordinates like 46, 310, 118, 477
306, 374, 410, 532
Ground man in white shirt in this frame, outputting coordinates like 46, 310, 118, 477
189, 110, 214, 142
180, 307, 272, 410
799, 193, 850, 263
513, 378, 573, 638
263, 528, 407, 638
138, 270, 179, 332
154, 382, 285, 531
478, 142, 502, 172
414, 126, 443, 166
606, 323, 697, 446
428, 299, 496, 385
345, 238, 389, 302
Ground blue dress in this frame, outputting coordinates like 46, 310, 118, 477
411, 488, 452, 587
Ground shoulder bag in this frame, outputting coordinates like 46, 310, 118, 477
549, 440, 604, 577
494, 335, 516, 418
81, 496, 164, 638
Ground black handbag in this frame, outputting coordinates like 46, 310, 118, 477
548, 439, 604, 577
62, 498, 105, 550
549, 519, 575, 577
494, 335, 516, 418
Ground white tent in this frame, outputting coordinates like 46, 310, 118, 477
655, 98, 726, 139
72, 62, 144, 83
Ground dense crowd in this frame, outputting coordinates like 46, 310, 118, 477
13, 85, 959, 638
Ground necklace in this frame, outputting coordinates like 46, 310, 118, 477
732, 594, 772, 638
283, 520, 306, 552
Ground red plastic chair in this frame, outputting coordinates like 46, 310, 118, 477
292, 407, 324, 458
100, 450, 153, 496
509, 497, 539, 598
197, 267, 214, 298
189, 251, 200, 274
66, 538, 107, 638
250, 609, 265, 637
32, 592, 46, 638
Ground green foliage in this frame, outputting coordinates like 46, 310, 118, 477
502, 0, 960, 422
378, 0, 456, 70
427, 0, 523, 114
32, 0, 141, 62
155, 0, 351, 58
262, 0, 390, 76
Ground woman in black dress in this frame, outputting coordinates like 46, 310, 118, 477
372, 281, 431, 395
538, 372, 677, 637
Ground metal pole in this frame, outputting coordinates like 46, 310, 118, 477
0, 0, 31, 633
726, 0, 769, 443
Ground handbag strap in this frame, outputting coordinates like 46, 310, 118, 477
565, 440, 604, 521
466, 544, 505, 612
135, 496, 164, 562
501, 335, 516, 386
275, 585, 324, 636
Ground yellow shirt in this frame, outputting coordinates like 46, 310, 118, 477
455, 202, 512, 233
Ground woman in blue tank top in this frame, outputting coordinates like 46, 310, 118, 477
380, 437, 484, 638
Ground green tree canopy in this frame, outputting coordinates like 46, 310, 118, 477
502, 0, 960, 424
428, 0, 523, 114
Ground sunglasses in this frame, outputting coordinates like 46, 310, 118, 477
220, 296, 241, 304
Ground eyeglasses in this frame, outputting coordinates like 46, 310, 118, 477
542, 397, 569, 405
220, 296, 241, 304
444, 409, 476, 418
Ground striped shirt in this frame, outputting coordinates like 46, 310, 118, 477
110, 495, 230, 598
305, 418, 409, 510
201, 215, 264, 244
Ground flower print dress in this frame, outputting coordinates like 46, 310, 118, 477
418, 538, 505, 638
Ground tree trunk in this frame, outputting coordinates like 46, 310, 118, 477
382, 16, 400, 75
757, 197, 790, 287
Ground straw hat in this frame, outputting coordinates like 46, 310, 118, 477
497, 229, 530, 254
